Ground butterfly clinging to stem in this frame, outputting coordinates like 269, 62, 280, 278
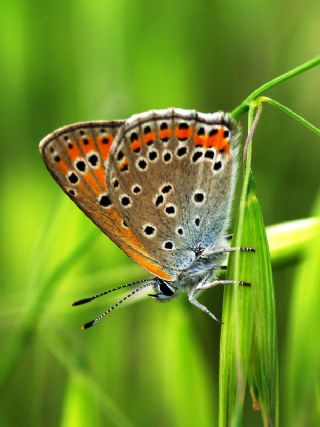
39, 108, 254, 330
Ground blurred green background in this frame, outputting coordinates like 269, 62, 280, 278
1, 1, 319, 426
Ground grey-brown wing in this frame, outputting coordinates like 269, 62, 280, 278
39, 120, 177, 282
106, 108, 239, 273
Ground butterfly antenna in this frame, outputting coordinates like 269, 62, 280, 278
81, 282, 152, 330
72, 278, 151, 306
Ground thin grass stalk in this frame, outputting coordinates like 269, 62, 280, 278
0, 229, 98, 385
231, 55, 320, 119
285, 191, 320, 426
44, 331, 134, 427
256, 97, 320, 138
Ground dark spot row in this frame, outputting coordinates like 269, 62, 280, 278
192, 149, 215, 163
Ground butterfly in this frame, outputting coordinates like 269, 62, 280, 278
39, 108, 254, 329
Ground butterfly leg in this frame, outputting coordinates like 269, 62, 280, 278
201, 246, 255, 257
188, 288, 222, 323
188, 278, 251, 323
197, 279, 251, 290
188, 273, 222, 323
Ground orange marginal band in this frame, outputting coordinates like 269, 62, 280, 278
129, 250, 173, 281
106, 210, 173, 281
108, 210, 150, 257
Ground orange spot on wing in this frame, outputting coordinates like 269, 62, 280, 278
130, 140, 142, 152
98, 136, 112, 160
207, 129, 224, 148
143, 130, 155, 144
81, 136, 94, 154
208, 129, 231, 153
220, 141, 230, 154
159, 129, 171, 140
175, 128, 192, 140
68, 144, 80, 160
195, 135, 205, 146
119, 160, 128, 171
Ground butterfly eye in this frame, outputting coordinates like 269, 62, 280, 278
149, 280, 177, 301
159, 281, 174, 296
150, 280, 176, 301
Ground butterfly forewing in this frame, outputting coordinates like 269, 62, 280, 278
106, 108, 239, 273
40, 120, 175, 281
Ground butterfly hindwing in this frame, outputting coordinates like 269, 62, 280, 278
106, 108, 239, 274
40, 120, 175, 281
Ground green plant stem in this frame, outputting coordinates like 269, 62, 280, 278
231, 55, 320, 119
256, 97, 320, 137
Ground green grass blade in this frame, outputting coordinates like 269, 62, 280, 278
0, 227, 98, 385
45, 332, 134, 427
219, 175, 278, 427
60, 374, 101, 427
156, 304, 215, 427
219, 105, 258, 427
246, 177, 278, 427
231, 54, 320, 118
257, 97, 320, 138
219, 178, 256, 427
285, 192, 320, 426
267, 218, 320, 265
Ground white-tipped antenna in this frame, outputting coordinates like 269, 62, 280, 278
78, 281, 152, 330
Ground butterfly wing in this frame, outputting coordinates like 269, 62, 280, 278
106, 108, 239, 274
39, 120, 175, 281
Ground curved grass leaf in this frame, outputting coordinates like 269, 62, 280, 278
155, 304, 215, 427
0, 227, 98, 386
60, 374, 101, 427
267, 218, 320, 266
44, 332, 134, 427
246, 177, 278, 427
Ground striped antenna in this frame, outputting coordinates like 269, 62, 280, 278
81, 282, 152, 330
72, 278, 151, 306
